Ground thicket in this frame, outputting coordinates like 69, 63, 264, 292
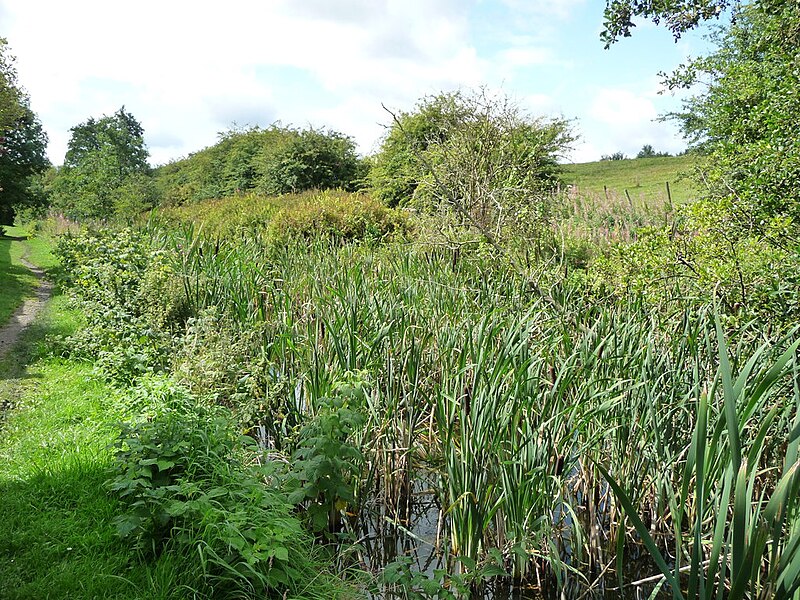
153, 125, 365, 206
369, 91, 574, 247
593, 0, 800, 327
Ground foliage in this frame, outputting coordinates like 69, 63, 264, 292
381, 552, 507, 599
636, 144, 671, 158
49, 211, 800, 597
50, 107, 152, 221
153, 125, 365, 206
666, 2, 800, 241
600, 319, 800, 600
600, 151, 626, 161
595, 2, 800, 328
108, 378, 329, 597
370, 90, 574, 249
54, 227, 172, 383
154, 126, 290, 205
264, 190, 409, 246
260, 128, 365, 195
0, 107, 49, 224
284, 375, 366, 534
0, 41, 49, 225
601, 0, 732, 45
368, 92, 471, 207
0, 38, 25, 136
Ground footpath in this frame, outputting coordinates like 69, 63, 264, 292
0, 247, 53, 359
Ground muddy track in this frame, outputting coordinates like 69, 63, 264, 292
0, 254, 53, 359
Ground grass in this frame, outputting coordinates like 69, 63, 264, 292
0, 230, 357, 600
10, 178, 797, 598
0, 293, 191, 599
0, 225, 41, 325
137, 209, 799, 595
562, 154, 698, 204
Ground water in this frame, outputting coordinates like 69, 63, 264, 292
354, 477, 672, 599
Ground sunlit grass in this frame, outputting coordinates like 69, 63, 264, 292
562, 154, 698, 205
0, 228, 39, 325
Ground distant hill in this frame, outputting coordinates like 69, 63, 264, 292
561, 154, 698, 205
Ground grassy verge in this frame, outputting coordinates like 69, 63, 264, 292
0, 233, 188, 599
0, 296, 192, 599
0, 232, 354, 600
0, 226, 42, 325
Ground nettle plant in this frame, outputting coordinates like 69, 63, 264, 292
55, 228, 173, 383
284, 373, 367, 536
108, 378, 315, 595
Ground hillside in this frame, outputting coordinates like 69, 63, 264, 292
562, 154, 698, 205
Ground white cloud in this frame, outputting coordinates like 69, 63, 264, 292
500, 0, 588, 23
1, 0, 691, 167
590, 88, 658, 127
498, 46, 553, 68
2, 0, 489, 163
573, 87, 685, 161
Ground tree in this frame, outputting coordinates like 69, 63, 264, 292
600, 1, 800, 319
52, 107, 152, 220
0, 38, 25, 138
0, 106, 49, 224
371, 90, 575, 246
636, 144, 671, 158
601, 0, 796, 45
259, 128, 364, 195
153, 125, 363, 205
0, 39, 49, 225
666, 2, 800, 236
605, 1, 800, 237
601, 0, 732, 46
369, 92, 472, 207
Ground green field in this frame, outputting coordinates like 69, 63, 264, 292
562, 154, 698, 205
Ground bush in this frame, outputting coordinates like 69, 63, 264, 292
55, 228, 175, 383
369, 89, 574, 247
108, 377, 342, 597
259, 128, 365, 195
265, 190, 410, 246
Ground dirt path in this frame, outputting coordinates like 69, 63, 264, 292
0, 253, 53, 359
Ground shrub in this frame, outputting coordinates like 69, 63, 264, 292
265, 190, 410, 246
55, 227, 175, 383
369, 89, 574, 248
259, 128, 365, 195
109, 377, 342, 597
283, 375, 367, 535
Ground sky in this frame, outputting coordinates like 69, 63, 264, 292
0, 0, 715, 166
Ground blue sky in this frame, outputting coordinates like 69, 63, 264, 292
0, 0, 715, 165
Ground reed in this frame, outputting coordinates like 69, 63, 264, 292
86, 203, 800, 596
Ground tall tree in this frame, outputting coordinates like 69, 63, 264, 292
0, 106, 49, 224
52, 107, 152, 220
0, 39, 49, 225
0, 38, 25, 138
